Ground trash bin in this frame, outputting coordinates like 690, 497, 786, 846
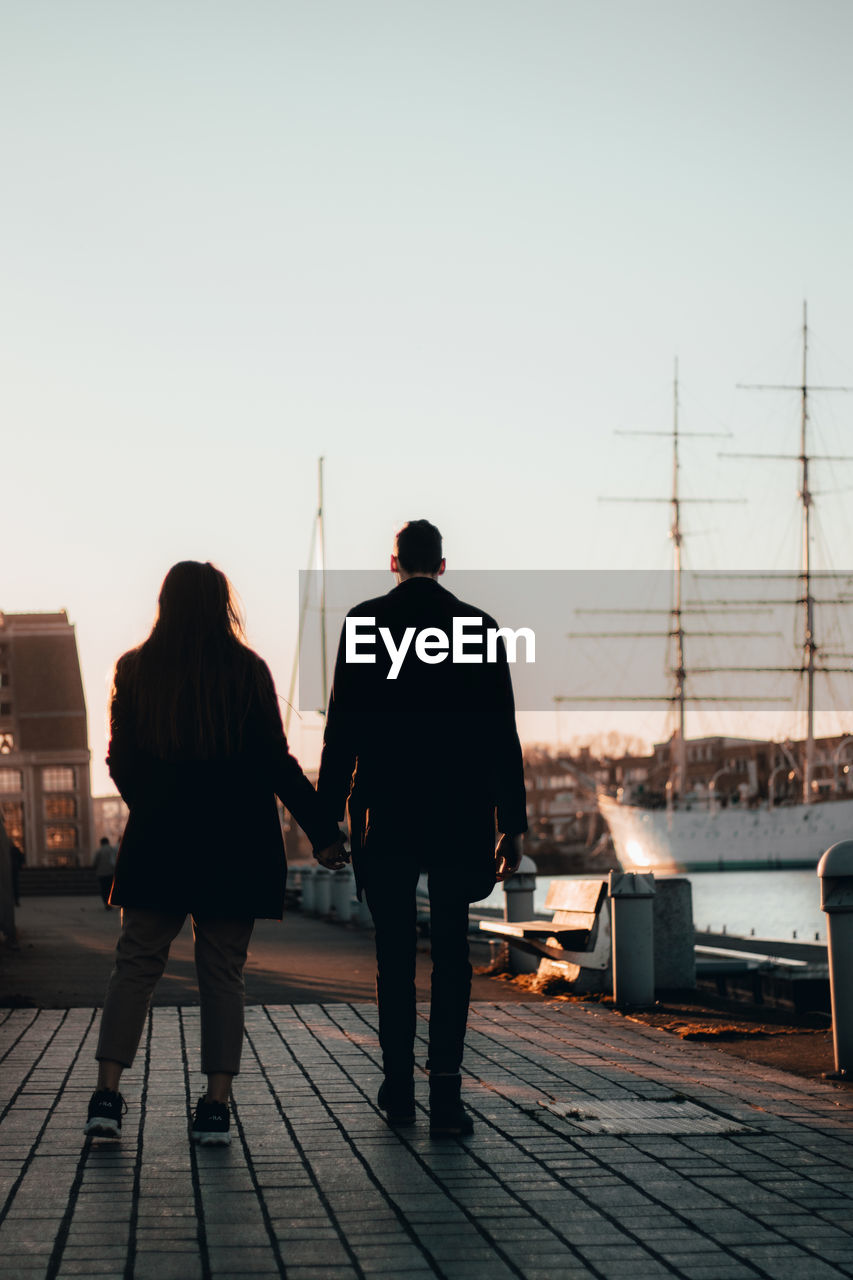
818, 841, 853, 1078
314, 866, 332, 915
300, 865, 316, 914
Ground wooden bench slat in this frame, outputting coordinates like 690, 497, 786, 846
550, 910, 600, 929
479, 921, 590, 947
543, 878, 607, 913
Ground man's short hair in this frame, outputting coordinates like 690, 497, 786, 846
395, 520, 443, 574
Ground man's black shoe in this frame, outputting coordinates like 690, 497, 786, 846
85, 1088, 126, 1139
377, 1078, 416, 1125
429, 1073, 474, 1136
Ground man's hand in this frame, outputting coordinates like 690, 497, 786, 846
495, 832, 523, 882
315, 837, 350, 870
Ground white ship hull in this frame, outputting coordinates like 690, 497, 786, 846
599, 793, 853, 872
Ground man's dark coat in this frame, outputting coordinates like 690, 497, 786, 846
318, 577, 527, 902
108, 653, 338, 919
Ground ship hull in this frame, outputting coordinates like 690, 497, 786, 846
599, 794, 853, 873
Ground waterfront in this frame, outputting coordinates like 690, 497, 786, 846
480, 866, 825, 941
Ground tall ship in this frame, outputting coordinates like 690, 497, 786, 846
589, 308, 853, 872
599, 762, 853, 873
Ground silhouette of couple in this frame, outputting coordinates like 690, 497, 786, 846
86, 521, 527, 1145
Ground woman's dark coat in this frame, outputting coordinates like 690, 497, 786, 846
108, 650, 338, 920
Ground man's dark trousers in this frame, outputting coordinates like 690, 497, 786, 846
363, 848, 472, 1079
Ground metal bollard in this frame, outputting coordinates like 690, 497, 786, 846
330, 866, 355, 922
314, 866, 332, 915
608, 870, 656, 1006
503, 854, 539, 975
818, 841, 853, 1078
300, 865, 316, 914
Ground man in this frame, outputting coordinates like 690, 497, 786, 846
92, 836, 118, 909
318, 520, 527, 1135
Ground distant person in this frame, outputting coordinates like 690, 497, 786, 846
318, 520, 527, 1135
92, 837, 117, 909
85, 561, 345, 1146
10, 841, 24, 908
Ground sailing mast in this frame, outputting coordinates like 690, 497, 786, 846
557, 362, 746, 800
729, 303, 853, 803
284, 456, 329, 735
800, 305, 817, 802
318, 455, 328, 713
670, 360, 688, 796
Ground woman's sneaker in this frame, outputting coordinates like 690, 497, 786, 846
85, 1088, 126, 1139
190, 1097, 231, 1146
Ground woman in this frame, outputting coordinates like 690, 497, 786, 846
85, 561, 346, 1146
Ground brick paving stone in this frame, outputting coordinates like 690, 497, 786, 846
3, 1001, 853, 1279
53, 1265, 133, 1277
666, 1269, 758, 1280
269, 1271, 361, 1280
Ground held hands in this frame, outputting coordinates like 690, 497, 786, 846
315, 834, 351, 870
495, 832, 523, 882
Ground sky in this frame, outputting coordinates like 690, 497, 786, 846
2, 0, 853, 796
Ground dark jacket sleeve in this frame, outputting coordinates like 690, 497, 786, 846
254, 662, 340, 853
488, 632, 528, 837
316, 623, 359, 822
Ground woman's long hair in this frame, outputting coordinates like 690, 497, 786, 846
116, 561, 263, 759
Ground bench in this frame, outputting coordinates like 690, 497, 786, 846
478, 878, 611, 970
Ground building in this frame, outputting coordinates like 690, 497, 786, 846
0, 612, 93, 866
523, 746, 605, 845
92, 794, 129, 845
609, 732, 853, 807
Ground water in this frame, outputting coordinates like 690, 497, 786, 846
479, 867, 825, 942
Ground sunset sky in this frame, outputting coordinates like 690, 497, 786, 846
3, 1, 853, 797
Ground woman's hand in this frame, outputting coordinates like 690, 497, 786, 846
315, 838, 350, 870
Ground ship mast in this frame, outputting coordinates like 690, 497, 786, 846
799, 305, 817, 802
284, 455, 329, 735
728, 304, 853, 803
558, 363, 748, 801
318, 455, 328, 713
671, 361, 688, 796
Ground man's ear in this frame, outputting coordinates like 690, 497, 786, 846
437, 558, 446, 576
390, 554, 398, 574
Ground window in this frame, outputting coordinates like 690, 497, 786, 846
45, 794, 76, 820
0, 702, 11, 716
0, 671, 10, 688
46, 824, 78, 851
42, 767, 75, 791
0, 733, 13, 754
0, 768, 22, 793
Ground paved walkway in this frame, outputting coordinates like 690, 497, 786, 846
2, 896, 538, 1008
2, 1000, 853, 1280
